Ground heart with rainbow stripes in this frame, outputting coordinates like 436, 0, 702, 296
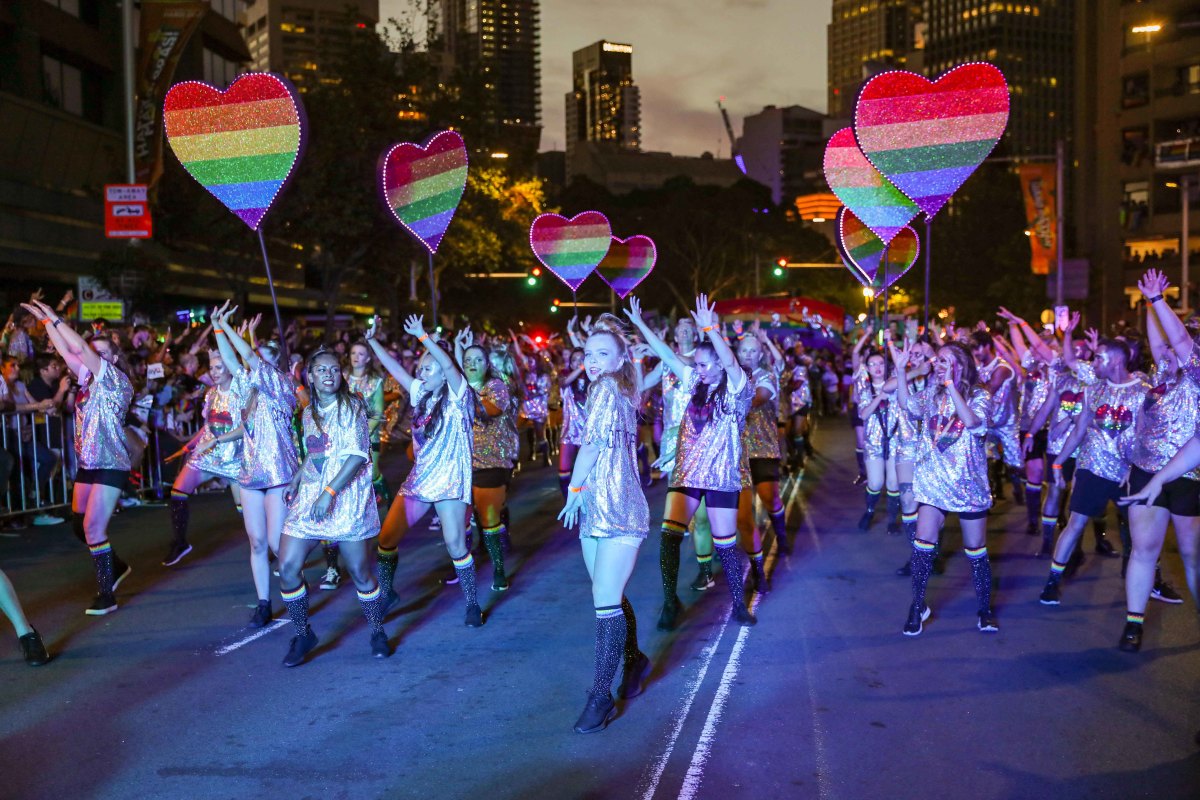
163, 73, 305, 231
854, 62, 1009, 220
529, 212, 612, 292
823, 127, 918, 247
835, 206, 919, 290
379, 131, 469, 253
596, 235, 656, 299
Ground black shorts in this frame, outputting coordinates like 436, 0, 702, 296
1128, 466, 1200, 517
793, 405, 811, 418
850, 405, 863, 428
1049, 454, 1077, 484
1023, 429, 1047, 460
472, 467, 512, 489
75, 468, 130, 490
917, 503, 988, 521
668, 486, 739, 510
1068, 469, 1125, 519
749, 458, 780, 485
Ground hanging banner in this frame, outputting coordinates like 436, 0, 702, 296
1018, 163, 1057, 275
134, 0, 208, 190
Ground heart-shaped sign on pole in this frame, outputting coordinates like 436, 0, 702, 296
596, 235, 656, 299
836, 206, 919, 290
823, 127, 918, 246
529, 212, 612, 292
163, 73, 306, 231
378, 130, 469, 253
854, 62, 1009, 219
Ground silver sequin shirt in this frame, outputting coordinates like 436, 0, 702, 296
979, 356, 1017, 429
1046, 371, 1087, 456
670, 370, 752, 493
657, 361, 693, 471
346, 372, 385, 445
894, 374, 927, 463
188, 384, 242, 480
471, 377, 518, 470
520, 372, 550, 422
1131, 360, 1200, 479
743, 367, 781, 460
906, 385, 992, 514
579, 376, 649, 539
283, 398, 379, 541
1077, 376, 1150, 483
399, 378, 474, 504
560, 377, 589, 446
75, 360, 133, 470
1018, 356, 1056, 432
859, 377, 898, 462
233, 361, 299, 489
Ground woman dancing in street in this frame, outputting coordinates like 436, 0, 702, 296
891, 339, 997, 636
857, 348, 899, 531
626, 295, 757, 630
557, 314, 650, 733
275, 348, 388, 666
207, 303, 300, 627
21, 298, 133, 615
892, 335, 934, 575
367, 316, 482, 627
557, 342, 589, 498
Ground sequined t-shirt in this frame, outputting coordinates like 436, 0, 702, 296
1077, 376, 1150, 483
579, 376, 649, 540
670, 370, 751, 493
75, 360, 133, 470
906, 384, 992, 514
399, 378, 474, 504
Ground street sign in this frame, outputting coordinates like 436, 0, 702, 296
104, 184, 152, 238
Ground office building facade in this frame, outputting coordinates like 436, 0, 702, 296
565, 40, 640, 179
827, 0, 924, 120
739, 105, 827, 206
240, 0, 378, 90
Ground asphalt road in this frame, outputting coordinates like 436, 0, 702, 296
1, 421, 1198, 800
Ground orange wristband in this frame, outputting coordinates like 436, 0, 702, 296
418, 334, 429, 342
324, 486, 337, 498
569, 485, 585, 493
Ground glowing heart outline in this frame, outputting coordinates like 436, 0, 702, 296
853, 62, 1010, 220
835, 207, 920, 290
378, 130, 469, 254
823, 127, 919, 246
529, 211, 613, 293
596, 235, 657, 299
163, 72, 306, 231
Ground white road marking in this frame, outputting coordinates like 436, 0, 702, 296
215, 619, 288, 656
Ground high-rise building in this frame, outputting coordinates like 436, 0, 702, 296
437, 0, 541, 166
565, 40, 640, 179
923, 1, 1074, 158
240, 0, 378, 90
1075, 0, 1200, 323
827, 1, 924, 120
739, 105, 827, 206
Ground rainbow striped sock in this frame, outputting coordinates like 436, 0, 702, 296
913, 539, 936, 554
662, 520, 687, 537
452, 552, 474, 570
1126, 611, 1144, 625
965, 545, 988, 559
280, 583, 309, 635
696, 553, 713, 565
88, 540, 112, 556
749, 550, 764, 564
378, 546, 398, 559
1048, 560, 1066, 583
1040, 515, 1058, 527
357, 586, 381, 603
596, 605, 623, 619
234, 504, 243, 514
713, 533, 738, 549
902, 511, 918, 524
281, 584, 307, 603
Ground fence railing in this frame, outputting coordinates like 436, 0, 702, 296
0, 411, 70, 519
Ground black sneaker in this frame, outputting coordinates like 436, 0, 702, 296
1118, 621, 1143, 652
977, 611, 999, 633
1095, 536, 1119, 558
319, 567, 341, 591
749, 565, 771, 595
85, 593, 118, 616
573, 690, 616, 734
370, 630, 391, 658
442, 567, 460, 586
492, 573, 510, 592
887, 520, 902, 536
732, 603, 757, 627
857, 511, 874, 531
1151, 579, 1184, 604
895, 560, 912, 577
903, 604, 930, 636
690, 568, 715, 591
19, 628, 50, 666
464, 603, 484, 627
1039, 581, 1062, 606
248, 601, 272, 628
111, 561, 132, 592
616, 651, 650, 700
852, 474, 866, 486
657, 596, 682, 631
162, 541, 193, 567
283, 626, 318, 667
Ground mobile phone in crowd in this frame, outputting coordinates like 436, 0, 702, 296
1054, 305, 1069, 332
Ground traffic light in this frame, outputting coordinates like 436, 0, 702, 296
527, 266, 542, 286
773, 258, 787, 277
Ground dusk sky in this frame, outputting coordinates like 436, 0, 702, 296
381, 0, 830, 156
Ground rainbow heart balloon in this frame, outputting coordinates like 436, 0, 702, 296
854, 62, 1009, 219
529, 212, 612, 292
596, 236, 656, 299
836, 206, 920, 290
163, 73, 305, 231
823, 127, 918, 246
379, 131, 468, 253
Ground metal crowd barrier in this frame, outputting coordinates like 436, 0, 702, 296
0, 411, 70, 520
133, 417, 201, 504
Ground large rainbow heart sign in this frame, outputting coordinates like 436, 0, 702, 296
823, 127, 919, 246
836, 206, 920, 290
854, 62, 1009, 219
529, 212, 612, 292
163, 73, 305, 231
379, 131, 468, 253
596, 235, 656, 299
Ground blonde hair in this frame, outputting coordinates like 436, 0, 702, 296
588, 313, 639, 404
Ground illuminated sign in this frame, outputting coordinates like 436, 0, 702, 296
602, 42, 633, 54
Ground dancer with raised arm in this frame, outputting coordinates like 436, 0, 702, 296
557, 314, 650, 733
367, 316, 482, 627
857, 346, 899, 531
557, 341, 589, 499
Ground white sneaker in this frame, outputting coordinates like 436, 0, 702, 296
430, 516, 442, 530
118, 496, 142, 509
319, 567, 340, 591
32, 513, 65, 526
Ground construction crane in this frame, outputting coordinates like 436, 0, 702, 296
717, 97, 747, 174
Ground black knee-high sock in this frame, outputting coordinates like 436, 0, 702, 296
1024, 483, 1043, 529
1117, 506, 1132, 556
377, 546, 399, 593
768, 502, 788, 548
902, 509, 918, 543
169, 490, 190, 545
558, 470, 571, 499
885, 491, 900, 525
452, 551, 478, 607
966, 546, 993, 614
910, 539, 936, 610
659, 522, 686, 602
592, 606, 625, 697
1040, 492, 1059, 544
72, 513, 87, 544
854, 448, 865, 476
357, 584, 384, 634
88, 539, 115, 595
323, 541, 340, 570
483, 525, 505, 578
620, 596, 640, 663
280, 582, 309, 636
864, 487, 881, 515
714, 539, 746, 609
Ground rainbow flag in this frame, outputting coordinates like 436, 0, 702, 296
824, 127, 919, 246
163, 73, 304, 231
379, 131, 468, 253
529, 212, 612, 292
854, 63, 1009, 219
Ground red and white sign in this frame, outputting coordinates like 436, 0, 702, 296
104, 184, 152, 238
